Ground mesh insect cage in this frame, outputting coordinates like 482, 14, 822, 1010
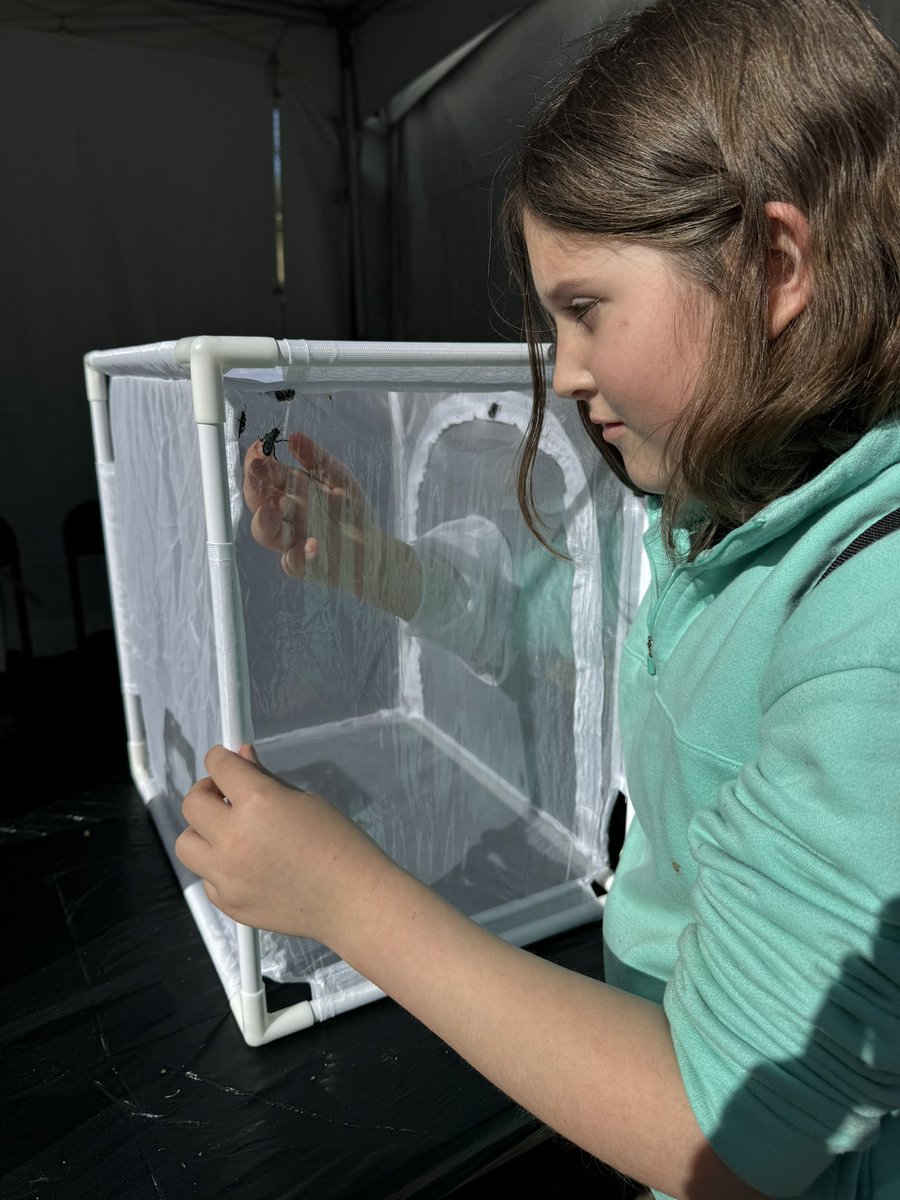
82, 335, 645, 1045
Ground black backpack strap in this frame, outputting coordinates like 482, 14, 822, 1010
815, 505, 900, 587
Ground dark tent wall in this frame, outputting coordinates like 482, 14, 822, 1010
386, 0, 900, 340
0, 26, 286, 654
272, 20, 351, 337
0, 0, 524, 655
386, 0, 642, 341
1, 0, 898, 655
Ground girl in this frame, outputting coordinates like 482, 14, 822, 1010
175, 1, 900, 1196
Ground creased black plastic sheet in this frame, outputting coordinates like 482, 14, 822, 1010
0, 780, 605, 1200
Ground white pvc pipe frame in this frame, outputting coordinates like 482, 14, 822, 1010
82, 333, 578, 1046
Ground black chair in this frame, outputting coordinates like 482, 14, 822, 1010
0, 516, 33, 664
63, 498, 107, 650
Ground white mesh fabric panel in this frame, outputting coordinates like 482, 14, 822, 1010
399, 393, 609, 859
95, 461, 138, 696
231, 381, 637, 990
108, 375, 221, 810
99, 344, 643, 1014
232, 385, 402, 741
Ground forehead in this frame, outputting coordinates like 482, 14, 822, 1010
523, 212, 676, 303
523, 211, 616, 278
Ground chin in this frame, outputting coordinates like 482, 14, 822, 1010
624, 466, 667, 494
625, 445, 668, 486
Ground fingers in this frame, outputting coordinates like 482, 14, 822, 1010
204, 742, 273, 800
287, 433, 354, 492
180, 744, 262, 819
281, 532, 319, 578
249, 492, 293, 555
175, 828, 236, 922
174, 822, 214, 878
234, 741, 281, 781
244, 433, 346, 512
180, 772, 230, 837
245, 442, 328, 567
249, 473, 319, 562
243, 431, 372, 592
323, 492, 366, 595
278, 505, 365, 594
277, 487, 350, 582
243, 440, 292, 512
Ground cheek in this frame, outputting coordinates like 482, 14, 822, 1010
633, 324, 703, 424
609, 343, 677, 424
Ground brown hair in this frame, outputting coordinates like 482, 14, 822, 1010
503, 0, 900, 558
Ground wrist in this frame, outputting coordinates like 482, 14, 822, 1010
360, 534, 423, 620
322, 848, 418, 964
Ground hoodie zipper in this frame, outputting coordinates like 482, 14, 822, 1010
645, 565, 683, 676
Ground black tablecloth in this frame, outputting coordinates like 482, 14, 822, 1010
0, 651, 608, 1200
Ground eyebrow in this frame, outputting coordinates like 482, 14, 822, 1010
533, 280, 595, 324
545, 280, 595, 302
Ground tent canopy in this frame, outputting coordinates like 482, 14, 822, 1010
0, 0, 526, 117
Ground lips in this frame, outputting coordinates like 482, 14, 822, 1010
601, 422, 625, 442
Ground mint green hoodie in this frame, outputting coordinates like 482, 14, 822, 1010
604, 420, 900, 1199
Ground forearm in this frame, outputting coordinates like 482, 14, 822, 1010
358, 533, 423, 621
332, 865, 767, 1200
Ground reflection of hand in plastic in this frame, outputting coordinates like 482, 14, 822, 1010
243, 432, 422, 619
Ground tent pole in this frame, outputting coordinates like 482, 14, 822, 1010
338, 17, 366, 337
269, 43, 288, 340
389, 120, 405, 339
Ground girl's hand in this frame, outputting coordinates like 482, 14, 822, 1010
243, 432, 422, 619
174, 743, 394, 947
175, 750, 763, 1200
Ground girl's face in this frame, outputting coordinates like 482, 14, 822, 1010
524, 213, 713, 494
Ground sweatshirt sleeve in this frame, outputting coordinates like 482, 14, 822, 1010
405, 515, 518, 681
406, 515, 578, 683
663, 552, 900, 1197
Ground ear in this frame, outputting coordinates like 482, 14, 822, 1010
765, 201, 812, 337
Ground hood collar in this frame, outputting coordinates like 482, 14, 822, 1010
644, 418, 900, 569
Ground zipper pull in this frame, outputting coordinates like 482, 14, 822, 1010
647, 635, 657, 676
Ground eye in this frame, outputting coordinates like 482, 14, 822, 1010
568, 298, 601, 326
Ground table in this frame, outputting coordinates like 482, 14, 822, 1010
1, 757, 610, 1200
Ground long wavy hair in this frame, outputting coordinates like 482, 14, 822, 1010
503, 0, 900, 559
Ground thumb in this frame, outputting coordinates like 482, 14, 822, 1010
236, 742, 278, 782
287, 432, 352, 491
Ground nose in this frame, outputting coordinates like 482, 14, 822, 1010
549, 332, 595, 401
